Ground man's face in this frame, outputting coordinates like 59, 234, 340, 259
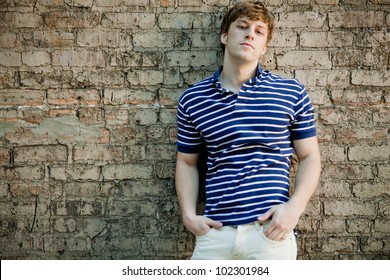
221, 17, 269, 63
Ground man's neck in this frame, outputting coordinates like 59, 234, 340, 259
220, 56, 259, 94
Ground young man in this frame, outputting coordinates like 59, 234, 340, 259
175, 1, 321, 260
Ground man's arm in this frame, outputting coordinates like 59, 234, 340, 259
176, 151, 223, 236
258, 136, 321, 241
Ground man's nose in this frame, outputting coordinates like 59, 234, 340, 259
245, 28, 255, 40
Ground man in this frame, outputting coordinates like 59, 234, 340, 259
175, 1, 321, 260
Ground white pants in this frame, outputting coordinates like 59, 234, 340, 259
191, 221, 297, 260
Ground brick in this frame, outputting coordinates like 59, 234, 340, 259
33, 31, 74, 48
0, 89, 45, 106
166, 51, 218, 67
92, 236, 141, 253
52, 50, 105, 67
317, 182, 351, 198
378, 200, 390, 216
19, 69, 73, 88
321, 164, 374, 180
48, 89, 100, 105
203, 0, 229, 5
133, 109, 158, 126
0, 108, 19, 122
127, 70, 164, 86
351, 70, 390, 86
159, 88, 183, 107
50, 165, 100, 181
0, 33, 17, 48
133, 31, 188, 49
14, 145, 68, 164
118, 180, 174, 198
352, 182, 390, 198
0, 182, 8, 198
331, 89, 383, 106
178, 0, 203, 6
50, 199, 104, 216
288, 0, 310, 4
277, 51, 331, 68
278, 12, 326, 29
362, 238, 385, 253
73, 145, 125, 164
14, 13, 43, 28
158, 13, 212, 29
295, 70, 349, 88
0, 148, 9, 165
95, 0, 122, 6
314, 0, 339, 4
124, 145, 146, 162
22, 51, 51, 66
77, 29, 131, 48
373, 108, 390, 124
64, 0, 93, 7
378, 164, 390, 180
318, 108, 348, 125
102, 164, 153, 180
102, 13, 156, 29
321, 237, 358, 253
319, 144, 346, 162
324, 200, 376, 216
146, 144, 176, 161
63, 182, 114, 197
320, 218, 346, 234
347, 218, 372, 234
329, 11, 385, 28
308, 88, 332, 106
72, 69, 126, 87
108, 200, 158, 216
334, 127, 388, 144
348, 145, 390, 161
369, 0, 390, 4
9, 181, 60, 197
155, 162, 175, 179
45, 11, 100, 28
189, 32, 221, 48
300, 31, 353, 48
374, 218, 390, 233
53, 218, 78, 233
159, 108, 177, 124
0, 52, 22, 67
76, 108, 104, 125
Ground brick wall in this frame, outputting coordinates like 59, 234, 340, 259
0, 0, 389, 260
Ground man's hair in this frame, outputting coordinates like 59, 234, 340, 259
220, 1, 275, 51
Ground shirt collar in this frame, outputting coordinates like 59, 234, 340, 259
211, 64, 263, 88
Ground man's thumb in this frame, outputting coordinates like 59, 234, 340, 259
257, 209, 274, 224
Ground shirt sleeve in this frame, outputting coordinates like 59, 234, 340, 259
290, 87, 317, 140
176, 100, 203, 153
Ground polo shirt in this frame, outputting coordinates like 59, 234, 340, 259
176, 65, 317, 226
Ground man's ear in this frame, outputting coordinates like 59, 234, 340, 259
220, 32, 228, 46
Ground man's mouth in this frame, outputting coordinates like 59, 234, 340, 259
240, 42, 254, 49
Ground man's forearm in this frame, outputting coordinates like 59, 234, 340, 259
175, 154, 200, 219
289, 143, 321, 215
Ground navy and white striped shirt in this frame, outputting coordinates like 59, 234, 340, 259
177, 65, 317, 226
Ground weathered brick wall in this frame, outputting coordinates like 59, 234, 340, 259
0, 0, 389, 260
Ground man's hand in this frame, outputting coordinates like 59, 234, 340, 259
257, 202, 301, 241
183, 214, 223, 237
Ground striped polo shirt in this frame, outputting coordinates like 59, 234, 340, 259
176, 65, 317, 226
